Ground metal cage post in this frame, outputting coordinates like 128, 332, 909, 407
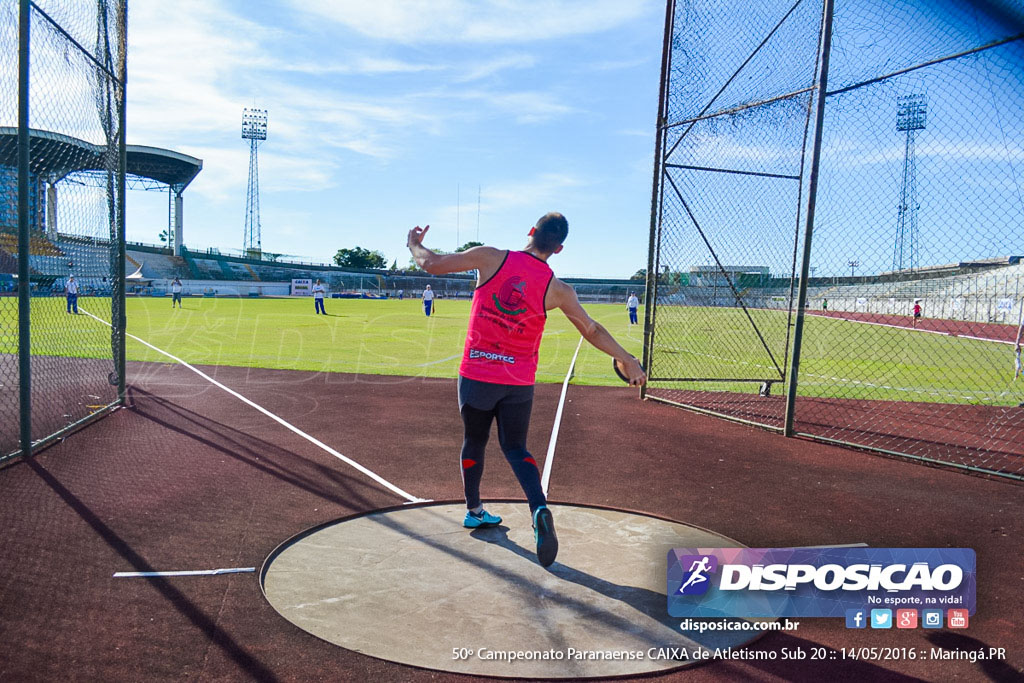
783, 0, 835, 436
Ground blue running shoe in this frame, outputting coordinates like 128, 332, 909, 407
463, 508, 502, 529
533, 506, 558, 567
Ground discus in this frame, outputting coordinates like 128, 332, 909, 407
613, 357, 643, 384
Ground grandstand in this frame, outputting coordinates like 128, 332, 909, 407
807, 261, 1024, 323
125, 243, 187, 279
111, 244, 638, 302
10, 215, 1021, 322
660, 257, 1024, 326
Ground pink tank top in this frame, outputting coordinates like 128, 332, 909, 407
459, 251, 554, 385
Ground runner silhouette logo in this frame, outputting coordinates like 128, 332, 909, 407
676, 555, 718, 595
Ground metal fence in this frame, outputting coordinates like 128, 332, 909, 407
643, 0, 1024, 480
0, 1, 127, 464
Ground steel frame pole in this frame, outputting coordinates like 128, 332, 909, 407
18, 0, 32, 457
641, 0, 676, 399
784, 0, 835, 436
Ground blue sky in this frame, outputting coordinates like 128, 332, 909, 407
124, 0, 666, 277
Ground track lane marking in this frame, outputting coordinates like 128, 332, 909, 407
541, 336, 584, 497
81, 308, 430, 505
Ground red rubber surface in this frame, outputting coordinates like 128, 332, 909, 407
0, 361, 1020, 681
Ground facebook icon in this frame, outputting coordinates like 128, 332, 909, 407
845, 609, 867, 629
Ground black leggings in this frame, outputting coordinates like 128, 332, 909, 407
460, 399, 546, 513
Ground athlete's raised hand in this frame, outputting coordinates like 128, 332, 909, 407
407, 225, 430, 249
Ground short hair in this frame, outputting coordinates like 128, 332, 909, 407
532, 212, 568, 254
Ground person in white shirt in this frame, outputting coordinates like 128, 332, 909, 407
65, 275, 79, 314
171, 277, 183, 308
627, 292, 639, 325
312, 279, 327, 315
422, 284, 434, 317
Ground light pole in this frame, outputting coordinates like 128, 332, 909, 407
894, 94, 926, 272
848, 260, 859, 278
242, 107, 268, 257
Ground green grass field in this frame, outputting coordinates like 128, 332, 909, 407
4, 295, 1021, 404
10, 295, 643, 386
650, 304, 1022, 405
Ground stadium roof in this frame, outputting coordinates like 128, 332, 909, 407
0, 127, 202, 190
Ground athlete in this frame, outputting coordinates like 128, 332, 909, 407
407, 212, 646, 567
913, 300, 922, 328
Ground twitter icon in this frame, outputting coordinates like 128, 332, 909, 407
870, 609, 893, 629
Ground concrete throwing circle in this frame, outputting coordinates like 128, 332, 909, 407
261, 502, 763, 678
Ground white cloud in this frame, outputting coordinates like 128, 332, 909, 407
291, 0, 652, 44
455, 54, 537, 82
452, 89, 575, 124
480, 173, 586, 213
275, 57, 448, 76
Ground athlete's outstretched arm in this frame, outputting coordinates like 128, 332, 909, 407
407, 225, 504, 276
548, 279, 647, 386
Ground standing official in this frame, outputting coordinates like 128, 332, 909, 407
312, 279, 327, 315
627, 292, 639, 325
422, 284, 434, 317
65, 275, 79, 314
171, 277, 183, 308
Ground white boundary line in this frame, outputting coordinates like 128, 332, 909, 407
541, 336, 584, 497
114, 567, 255, 578
81, 309, 430, 505
412, 353, 462, 367
806, 312, 1016, 346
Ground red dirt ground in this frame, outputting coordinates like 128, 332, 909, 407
646, 389, 1024, 477
809, 310, 1021, 343
0, 361, 1021, 682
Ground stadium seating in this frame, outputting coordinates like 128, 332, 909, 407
125, 249, 187, 279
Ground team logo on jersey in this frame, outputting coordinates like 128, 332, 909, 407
492, 276, 529, 315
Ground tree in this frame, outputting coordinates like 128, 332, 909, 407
158, 229, 169, 244
334, 246, 387, 269
630, 268, 679, 284
455, 241, 484, 253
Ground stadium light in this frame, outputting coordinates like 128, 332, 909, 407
896, 94, 927, 132
848, 260, 859, 278
242, 108, 268, 140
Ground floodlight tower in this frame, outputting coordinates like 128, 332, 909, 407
893, 94, 926, 272
242, 107, 268, 257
